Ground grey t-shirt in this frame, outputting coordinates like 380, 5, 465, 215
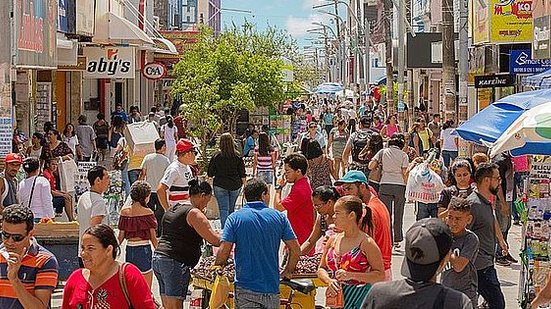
374, 146, 409, 185
362, 279, 473, 309
77, 191, 107, 255
441, 230, 480, 305
140, 153, 171, 193
75, 124, 97, 157
466, 191, 496, 270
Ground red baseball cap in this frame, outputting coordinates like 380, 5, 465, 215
5, 153, 23, 164
176, 139, 196, 154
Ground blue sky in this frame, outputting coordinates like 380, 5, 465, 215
221, 0, 334, 46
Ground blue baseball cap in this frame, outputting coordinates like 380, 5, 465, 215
334, 170, 368, 185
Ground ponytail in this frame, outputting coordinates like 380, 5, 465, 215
360, 206, 373, 236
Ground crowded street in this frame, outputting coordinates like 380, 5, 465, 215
1, 0, 551, 309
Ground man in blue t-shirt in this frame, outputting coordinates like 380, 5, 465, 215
215, 178, 300, 308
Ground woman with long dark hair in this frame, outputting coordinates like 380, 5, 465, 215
306, 140, 336, 190
438, 159, 474, 218
161, 115, 178, 162
41, 129, 74, 162
253, 132, 277, 189
118, 181, 158, 288
207, 133, 246, 228
318, 196, 385, 308
152, 179, 220, 309
63, 123, 81, 158
109, 115, 124, 149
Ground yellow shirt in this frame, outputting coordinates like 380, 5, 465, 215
418, 129, 432, 151
126, 144, 145, 171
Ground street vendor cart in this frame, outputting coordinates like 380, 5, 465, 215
191, 255, 327, 308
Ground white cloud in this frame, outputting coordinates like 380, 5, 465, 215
285, 13, 331, 38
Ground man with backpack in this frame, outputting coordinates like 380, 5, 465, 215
342, 116, 376, 177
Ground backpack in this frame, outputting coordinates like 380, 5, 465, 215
351, 130, 371, 164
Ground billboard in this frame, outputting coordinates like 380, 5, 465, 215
510, 49, 551, 73
76, 0, 95, 36
58, 0, 76, 34
473, 0, 490, 44
533, 15, 551, 59
490, 0, 533, 43
83, 47, 135, 79
15, 0, 57, 68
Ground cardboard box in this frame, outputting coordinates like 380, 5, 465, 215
124, 122, 160, 156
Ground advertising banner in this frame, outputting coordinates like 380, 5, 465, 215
510, 49, 551, 73
533, 16, 551, 60
83, 47, 135, 79
15, 0, 57, 68
76, 0, 95, 36
58, 0, 76, 33
490, 0, 533, 43
474, 74, 515, 88
473, 0, 490, 44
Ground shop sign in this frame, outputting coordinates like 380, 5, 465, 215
490, 0, 533, 43
83, 47, 135, 79
533, 16, 551, 60
58, 0, 75, 34
510, 49, 551, 74
142, 62, 167, 80
530, 161, 551, 178
474, 74, 515, 88
473, 0, 491, 44
76, 0, 95, 36
15, 0, 57, 69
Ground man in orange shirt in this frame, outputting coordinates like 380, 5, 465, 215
335, 170, 393, 280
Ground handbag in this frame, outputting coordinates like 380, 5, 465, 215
325, 285, 344, 308
113, 139, 129, 170
119, 263, 133, 309
58, 158, 78, 192
209, 271, 231, 308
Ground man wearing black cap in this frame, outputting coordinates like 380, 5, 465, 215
361, 218, 473, 309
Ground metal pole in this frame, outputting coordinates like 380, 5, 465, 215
458, 0, 468, 122
365, 19, 370, 92
384, 0, 394, 114
442, 0, 457, 122
397, 0, 406, 124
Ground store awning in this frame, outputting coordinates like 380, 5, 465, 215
57, 33, 78, 66
143, 38, 178, 55
93, 12, 154, 45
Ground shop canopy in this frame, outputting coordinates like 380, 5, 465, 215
314, 82, 344, 94
522, 68, 551, 89
456, 89, 551, 150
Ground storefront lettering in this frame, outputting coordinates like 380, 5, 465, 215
87, 49, 131, 76
17, 0, 45, 53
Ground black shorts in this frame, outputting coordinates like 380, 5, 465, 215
53, 196, 65, 213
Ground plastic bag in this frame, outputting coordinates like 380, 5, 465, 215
59, 158, 78, 193
209, 272, 230, 309
405, 162, 445, 203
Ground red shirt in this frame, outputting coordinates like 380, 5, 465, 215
281, 177, 315, 246
174, 116, 186, 138
363, 195, 392, 270
43, 169, 56, 191
61, 263, 154, 309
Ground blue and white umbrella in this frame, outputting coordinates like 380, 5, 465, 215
314, 82, 344, 95
456, 89, 551, 156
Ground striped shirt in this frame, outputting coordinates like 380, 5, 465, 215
255, 148, 276, 172
0, 238, 59, 309
160, 161, 195, 207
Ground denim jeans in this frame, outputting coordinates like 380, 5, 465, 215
441, 150, 458, 168
234, 286, 279, 309
152, 252, 191, 300
128, 169, 141, 188
477, 266, 505, 309
416, 202, 438, 221
495, 200, 512, 258
121, 163, 130, 197
214, 186, 242, 228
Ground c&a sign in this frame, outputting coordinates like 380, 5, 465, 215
83, 47, 135, 79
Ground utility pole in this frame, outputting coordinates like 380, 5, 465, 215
442, 0, 457, 122
364, 19, 370, 94
334, 0, 346, 90
458, 0, 468, 122
384, 0, 395, 115
397, 0, 406, 127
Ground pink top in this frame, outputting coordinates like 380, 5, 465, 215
511, 155, 529, 172
385, 124, 400, 137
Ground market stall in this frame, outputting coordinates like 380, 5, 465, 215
33, 221, 79, 280
190, 254, 326, 309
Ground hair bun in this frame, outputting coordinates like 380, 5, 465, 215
188, 179, 199, 187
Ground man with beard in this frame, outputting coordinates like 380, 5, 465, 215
466, 162, 508, 309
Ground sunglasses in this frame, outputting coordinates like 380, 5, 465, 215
2, 231, 27, 242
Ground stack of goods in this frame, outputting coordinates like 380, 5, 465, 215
290, 253, 322, 277
192, 256, 235, 282
519, 167, 551, 309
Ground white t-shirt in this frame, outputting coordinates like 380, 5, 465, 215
160, 161, 194, 207
374, 146, 409, 185
18, 176, 54, 219
440, 128, 458, 151
162, 125, 178, 144
63, 135, 79, 156
141, 153, 171, 193
77, 191, 108, 254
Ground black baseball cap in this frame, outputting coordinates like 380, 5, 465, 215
401, 218, 453, 282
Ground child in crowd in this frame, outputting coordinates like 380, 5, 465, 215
441, 196, 480, 306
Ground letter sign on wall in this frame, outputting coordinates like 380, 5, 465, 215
83, 47, 135, 79
142, 62, 167, 80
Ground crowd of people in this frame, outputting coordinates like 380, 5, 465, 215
0, 98, 549, 309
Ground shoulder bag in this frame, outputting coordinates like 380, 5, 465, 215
119, 263, 133, 309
